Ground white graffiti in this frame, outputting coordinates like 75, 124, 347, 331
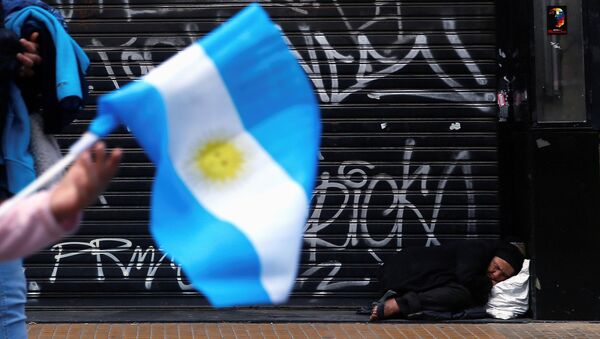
297, 262, 370, 293
79, 0, 493, 108
49, 238, 193, 290
301, 139, 475, 291
90, 34, 197, 89
56, 0, 169, 21
56, 0, 321, 21
282, 2, 493, 105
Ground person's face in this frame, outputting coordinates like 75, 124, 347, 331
487, 256, 515, 285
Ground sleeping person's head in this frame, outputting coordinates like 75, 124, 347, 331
487, 242, 525, 285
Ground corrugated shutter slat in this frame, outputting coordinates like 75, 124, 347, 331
25, 1, 498, 302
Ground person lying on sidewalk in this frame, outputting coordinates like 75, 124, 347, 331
369, 239, 524, 321
0, 142, 121, 261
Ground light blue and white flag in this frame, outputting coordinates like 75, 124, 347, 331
89, 4, 320, 307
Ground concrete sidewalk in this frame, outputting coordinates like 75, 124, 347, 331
27, 322, 600, 338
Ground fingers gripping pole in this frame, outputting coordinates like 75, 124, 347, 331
0, 132, 100, 218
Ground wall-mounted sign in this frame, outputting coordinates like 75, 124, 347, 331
547, 6, 567, 34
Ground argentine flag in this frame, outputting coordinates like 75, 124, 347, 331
89, 4, 320, 306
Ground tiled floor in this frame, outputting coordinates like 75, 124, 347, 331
27, 322, 600, 338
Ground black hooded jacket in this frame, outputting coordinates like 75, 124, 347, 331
378, 239, 503, 306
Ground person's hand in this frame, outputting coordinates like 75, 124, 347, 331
50, 142, 122, 224
16, 32, 41, 77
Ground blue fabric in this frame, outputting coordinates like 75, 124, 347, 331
93, 4, 319, 307
1, 5, 88, 193
97, 79, 272, 307
0, 83, 34, 193
0, 260, 26, 339
94, 81, 166, 163
200, 4, 320, 199
5, 6, 89, 100
152, 155, 269, 306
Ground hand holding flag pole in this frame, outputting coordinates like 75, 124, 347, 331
0, 111, 116, 217
0, 132, 101, 218
1, 4, 320, 307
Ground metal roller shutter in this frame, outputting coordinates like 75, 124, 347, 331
25, 1, 498, 304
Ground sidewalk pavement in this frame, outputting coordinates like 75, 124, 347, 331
27, 322, 600, 338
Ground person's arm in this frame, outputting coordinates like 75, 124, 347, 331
0, 190, 79, 261
0, 142, 121, 262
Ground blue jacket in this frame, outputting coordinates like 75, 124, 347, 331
1, 3, 89, 193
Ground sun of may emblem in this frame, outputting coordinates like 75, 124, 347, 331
194, 139, 244, 182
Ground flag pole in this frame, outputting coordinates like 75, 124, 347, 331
0, 132, 100, 218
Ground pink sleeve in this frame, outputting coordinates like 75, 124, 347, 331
0, 190, 82, 262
